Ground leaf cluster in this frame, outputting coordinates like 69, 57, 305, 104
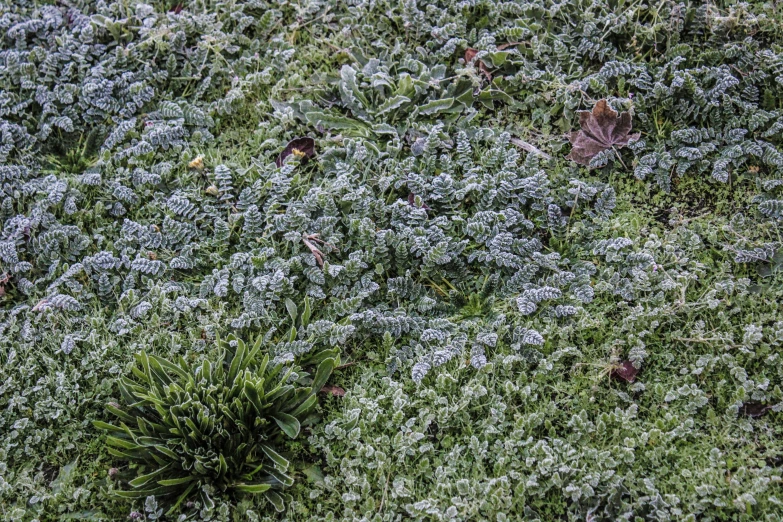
94, 334, 339, 515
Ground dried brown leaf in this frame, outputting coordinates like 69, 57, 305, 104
276, 137, 316, 168
465, 48, 492, 82
302, 233, 336, 268
567, 99, 640, 166
611, 360, 639, 383
741, 402, 772, 418
496, 42, 527, 50
187, 155, 204, 170
320, 384, 346, 397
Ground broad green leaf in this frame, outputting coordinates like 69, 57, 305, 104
395, 74, 415, 98
301, 297, 312, 328
243, 461, 265, 479
305, 111, 370, 136
150, 355, 188, 381
51, 459, 79, 495
372, 123, 399, 136
105, 403, 136, 424
264, 490, 285, 512
247, 336, 264, 364
289, 394, 317, 417
201, 359, 212, 381
129, 465, 170, 487
261, 444, 289, 471
228, 341, 245, 385
301, 464, 325, 484
416, 98, 455, 115
268, 467, 294, 487
92, 420, 122, 432
310, 358, 336, 396
343, 412, 360, 431
107, 447, 138, 460
284, 298, 298, 323
273, 412, 300, 439
234, 483, 272, 494
113, 486, 169, 498
165, 482, 197, 516
105, 436, 138, 450
375, 95, 410, 116
158, 476, 195, 486
266, 384, 294, 404
484, 51, 509, 67
243, 381, 265, 415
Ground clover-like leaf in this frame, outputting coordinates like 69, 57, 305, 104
567, 99, 640, 166
276, 137, 315, 167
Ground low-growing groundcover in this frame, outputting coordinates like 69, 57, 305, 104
1, 0, 783, 520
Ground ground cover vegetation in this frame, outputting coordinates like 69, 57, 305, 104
0, 0, 782, 520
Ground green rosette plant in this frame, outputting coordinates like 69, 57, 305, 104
94, 334, 339, 515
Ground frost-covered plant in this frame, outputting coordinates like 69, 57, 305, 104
2, 0, 783, 519
95, 334, 339, 514
276, 53, 476, 142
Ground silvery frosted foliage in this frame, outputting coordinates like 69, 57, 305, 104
311, 0, 783, 259
1, 0, 782, 520
0, 0, 290, 327
310, 215, 783, 521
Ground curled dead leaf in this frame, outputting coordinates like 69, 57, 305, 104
465, 48, 492, 82
188, 155, 204, 170
611, 360, 639, 383
276, 137, 316, 168
567, 99, 640, 166
320, 384, 346, 397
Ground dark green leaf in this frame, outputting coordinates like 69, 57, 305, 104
273, 412, 300, 438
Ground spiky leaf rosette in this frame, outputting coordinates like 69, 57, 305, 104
94, 334, 339, 515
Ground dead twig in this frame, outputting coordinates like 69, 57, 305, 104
335, 361, 358, 370
0, 273, 9, 296
302, 233, 336, 268
510, 137, 552, 160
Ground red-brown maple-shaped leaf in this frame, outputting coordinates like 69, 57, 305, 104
276, 137, 316, 167
611, 360, 639, 383
567, 99, 640, 166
